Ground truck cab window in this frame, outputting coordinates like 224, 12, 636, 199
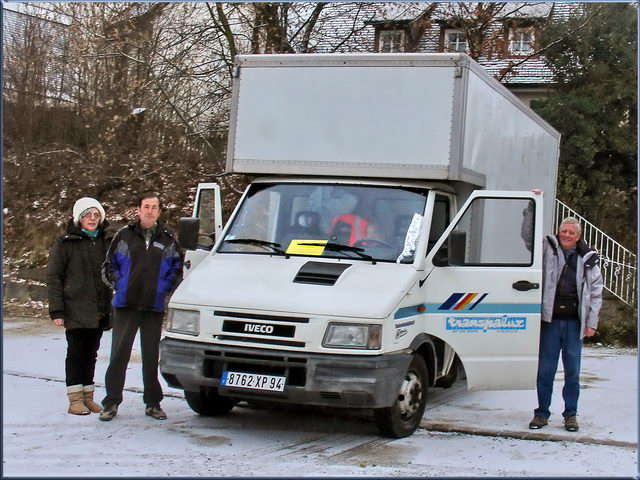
218, 183, 428, 263
195, 189, 219, 249
429, 196, 451, 252
436, 197, 534, 266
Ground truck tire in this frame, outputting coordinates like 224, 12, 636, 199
374, 354, 428, 438
184, 388, 237, 417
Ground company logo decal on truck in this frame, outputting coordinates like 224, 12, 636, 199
445, 315, 527, 333
395, 328, 408, 340
436, 294, 541, 314
439, 292, 489, 311
395, 320, 415, 328
394, 320, 415, 340
245, 324, 274, 334
222, 320, 295, 338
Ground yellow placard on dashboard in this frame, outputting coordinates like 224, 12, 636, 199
286, 239, 327, 256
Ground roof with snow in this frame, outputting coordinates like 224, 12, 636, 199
312, 2, 582, 86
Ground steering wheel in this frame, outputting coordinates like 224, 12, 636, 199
353, 238, 394, 249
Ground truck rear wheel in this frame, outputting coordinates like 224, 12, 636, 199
184, 388, 237, 416
374, 354, 428, 438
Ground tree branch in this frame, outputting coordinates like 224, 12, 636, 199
497, 4, 602, 82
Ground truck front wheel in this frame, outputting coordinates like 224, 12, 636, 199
184, 388, 237, 416
374, 354, 428, 438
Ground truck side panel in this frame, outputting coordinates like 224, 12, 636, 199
462, 62, 559, 234
229, 60, 456, 178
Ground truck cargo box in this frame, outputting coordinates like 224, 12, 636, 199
227, 53, 559, 193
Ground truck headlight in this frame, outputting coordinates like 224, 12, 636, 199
322, 323, 381, 350
167, 308, 200, 336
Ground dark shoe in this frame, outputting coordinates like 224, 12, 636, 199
564, 415, 579, 432
99, 404, 118, 422
145, 405, 167, 420
528, 415, 548, 429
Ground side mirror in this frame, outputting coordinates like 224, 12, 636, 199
449, 230, 466, 266
178, 217, 200, 250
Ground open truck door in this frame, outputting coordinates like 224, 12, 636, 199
422, 190, 543, 391
179, 183, 222, 277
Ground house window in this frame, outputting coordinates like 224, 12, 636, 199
378, 30, 404, 53
509, 27, 535, 55
445, 30, 468, 53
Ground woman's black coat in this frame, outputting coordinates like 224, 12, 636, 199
46, 219, 114, 330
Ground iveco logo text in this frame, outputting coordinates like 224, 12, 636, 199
244, 324, 274, 334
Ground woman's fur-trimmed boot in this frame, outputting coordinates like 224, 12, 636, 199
67, 385, 90, 415
82, 384, 103, 413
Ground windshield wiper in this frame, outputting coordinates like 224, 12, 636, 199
224, 238, 289, 258
297, 242, 376, 264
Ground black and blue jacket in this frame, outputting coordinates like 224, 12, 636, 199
102, 221, 182, 312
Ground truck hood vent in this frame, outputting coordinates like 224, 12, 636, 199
293, 261, 351, 286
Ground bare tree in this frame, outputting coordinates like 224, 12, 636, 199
3, 7, 72, 147
4, 2, 464, 266
435, 3, 538, 60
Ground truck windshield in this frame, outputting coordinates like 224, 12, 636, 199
218, 183, 428, 263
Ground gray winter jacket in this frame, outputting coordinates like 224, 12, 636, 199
541, 235, 603, 339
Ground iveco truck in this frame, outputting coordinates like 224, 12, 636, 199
159, 53, 559, 438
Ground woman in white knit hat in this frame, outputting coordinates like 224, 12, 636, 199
46, 197, 114, 415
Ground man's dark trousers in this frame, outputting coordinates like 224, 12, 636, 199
102, 307, 164, 408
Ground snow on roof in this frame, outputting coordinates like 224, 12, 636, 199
368, 2, 432, 22
482, 58, 554, 84
500, 2, 554, 19
313, 2, 579, 85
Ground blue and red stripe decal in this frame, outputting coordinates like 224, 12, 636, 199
439, 292, 489, 311
394, 292, 540, 319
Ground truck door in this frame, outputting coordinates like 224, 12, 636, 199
183, 183, 223, 277
422, 190, 543, 391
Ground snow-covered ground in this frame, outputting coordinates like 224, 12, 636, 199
2, 316, 638, 477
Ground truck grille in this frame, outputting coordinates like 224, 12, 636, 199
214, 310, 309, 323
214, 310, 307, 348
218, 335, 304, 348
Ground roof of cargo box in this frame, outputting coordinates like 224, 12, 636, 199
236, 52, 467, 67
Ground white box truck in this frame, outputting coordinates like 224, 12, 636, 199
160, 53, 560, 438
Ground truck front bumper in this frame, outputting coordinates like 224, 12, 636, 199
160, 338, 411, 409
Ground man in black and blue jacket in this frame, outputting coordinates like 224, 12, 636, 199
99, 192, 183, 421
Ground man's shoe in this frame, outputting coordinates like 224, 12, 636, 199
564, 415, 579, 432
528, 415, 548, 429
145, 405, 167, 420
99, 404, 118, 422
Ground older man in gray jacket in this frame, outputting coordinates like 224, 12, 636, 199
529, 216, 603, 432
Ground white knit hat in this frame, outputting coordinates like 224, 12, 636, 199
72, 197, 105, 226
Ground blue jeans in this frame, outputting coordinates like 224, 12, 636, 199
534, 317, 582, 419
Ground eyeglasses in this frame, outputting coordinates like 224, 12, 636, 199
82, 212, 101, 219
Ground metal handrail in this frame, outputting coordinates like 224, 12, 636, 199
554, 199, 637, 309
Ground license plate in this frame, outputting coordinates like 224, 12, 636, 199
220, 371, 286, 392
